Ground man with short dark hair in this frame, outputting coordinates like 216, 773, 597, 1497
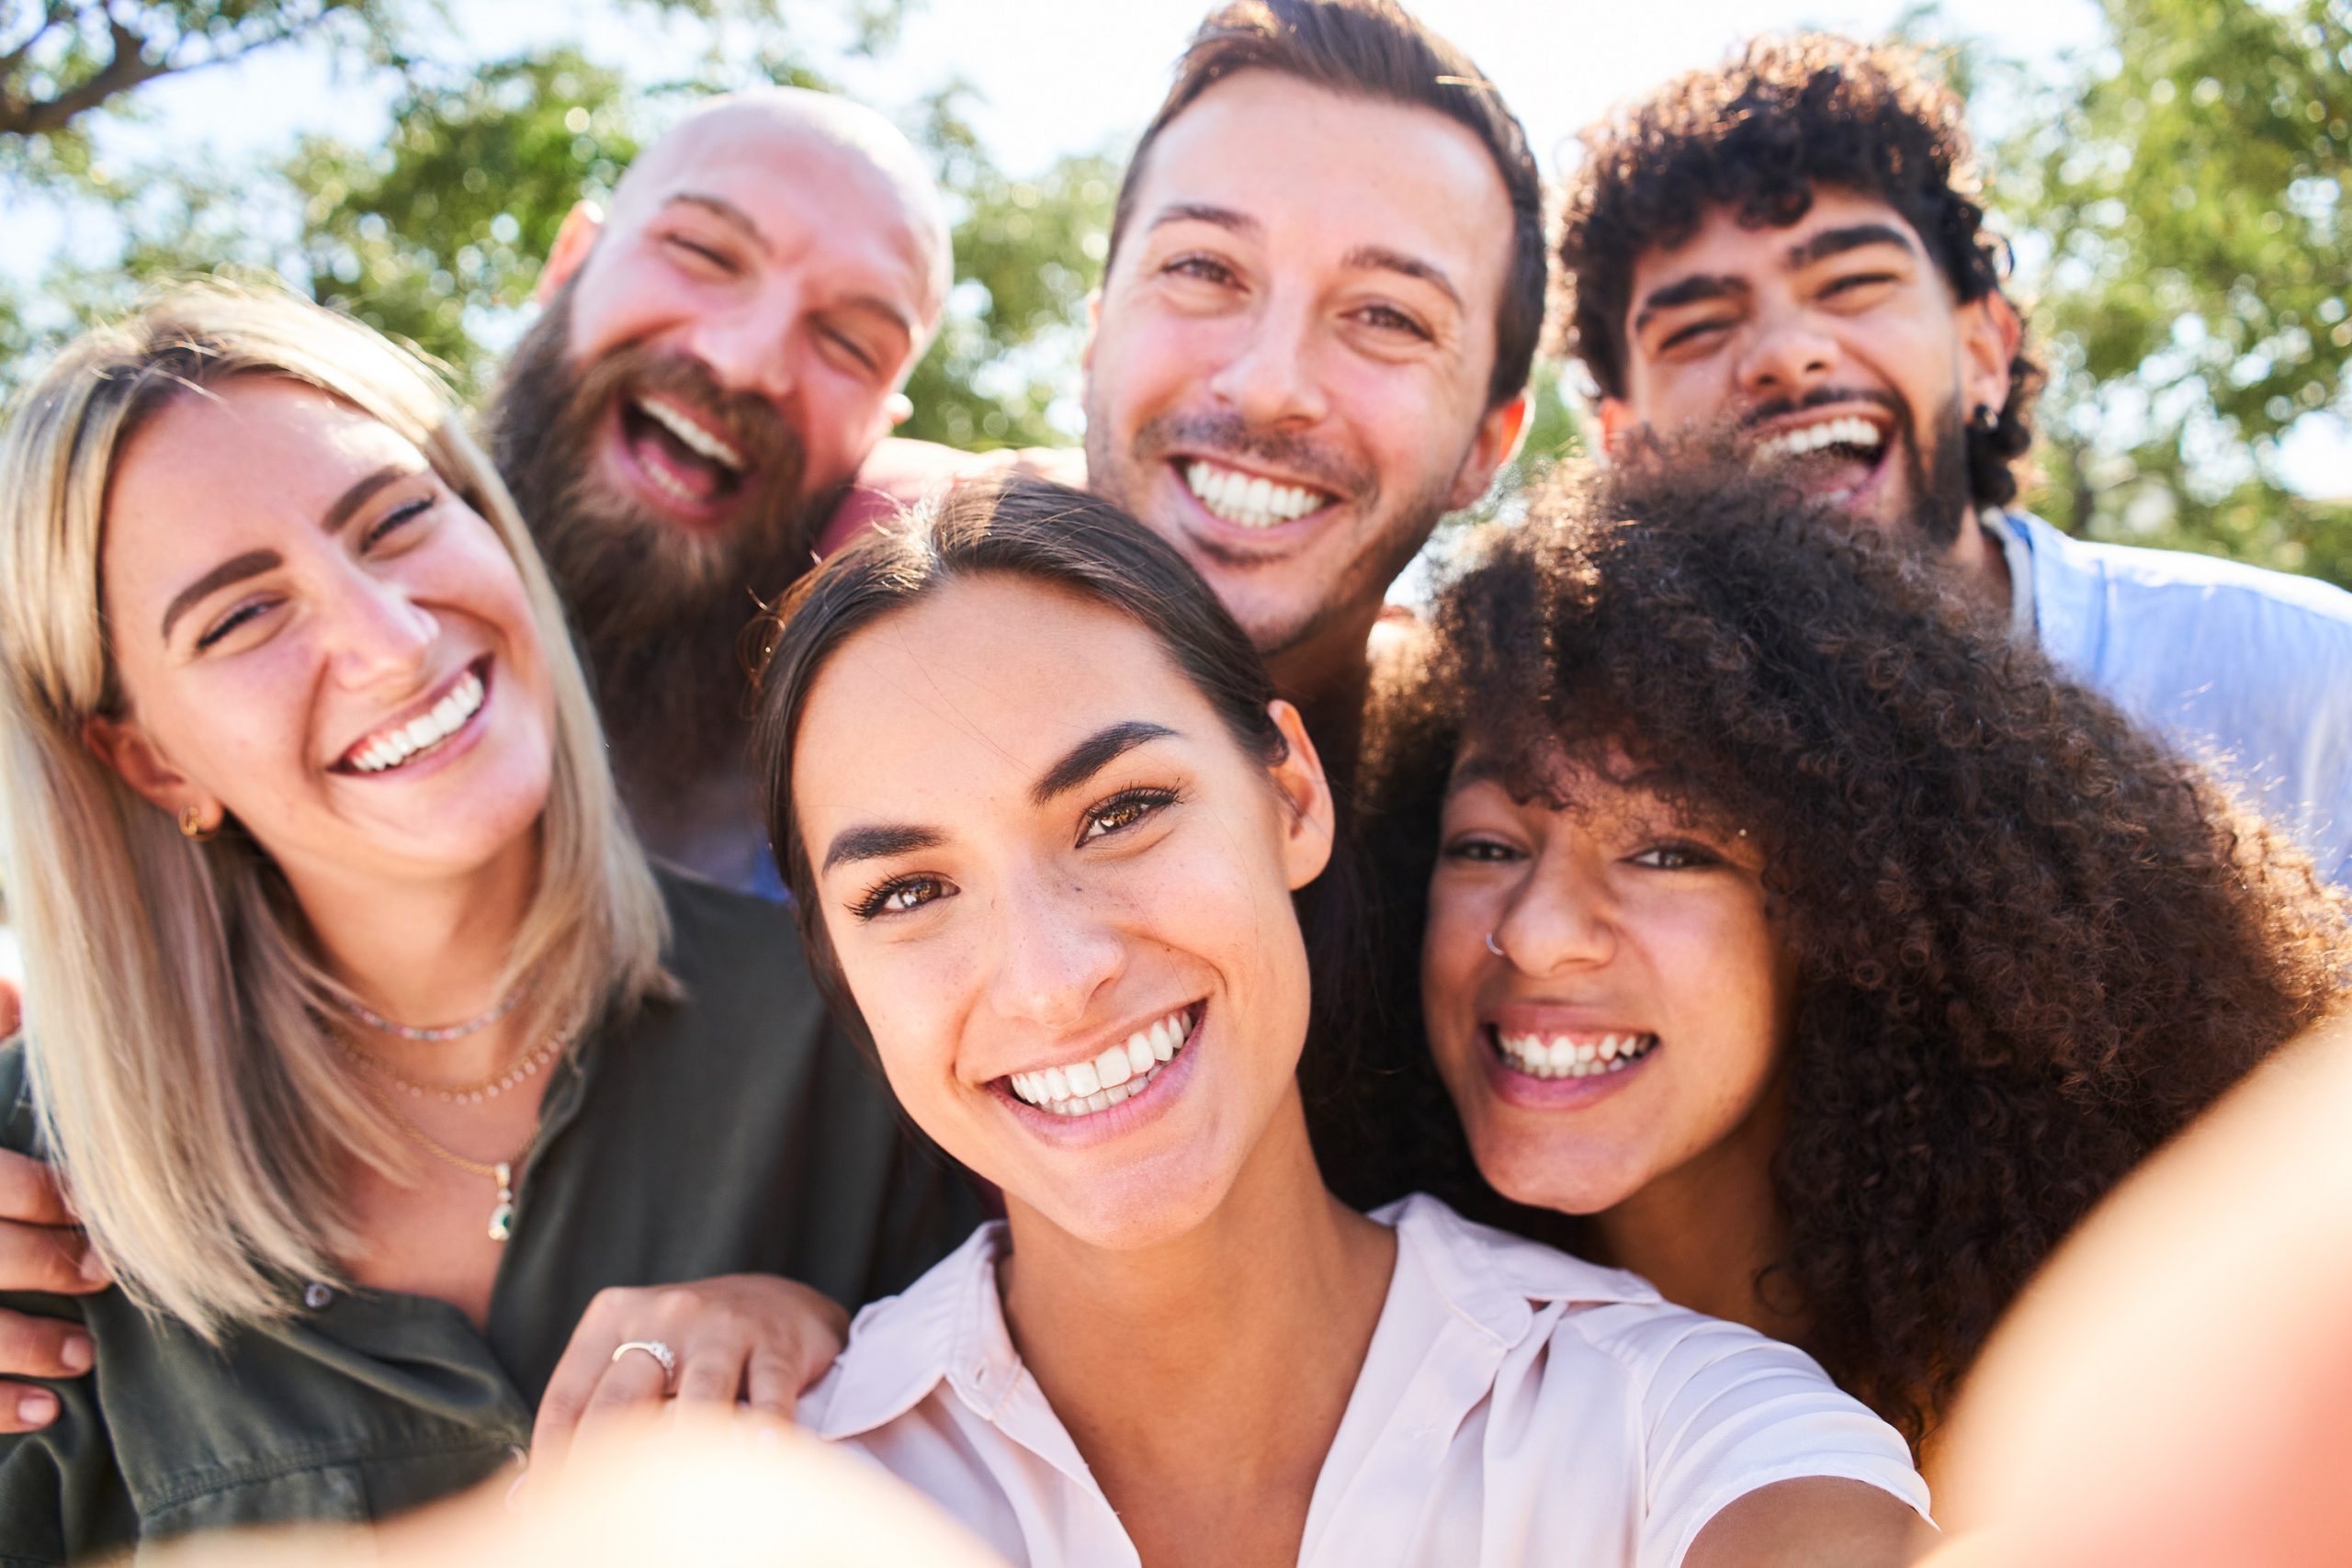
1558, 33, 2352, 877
1080, 0, 1542, 748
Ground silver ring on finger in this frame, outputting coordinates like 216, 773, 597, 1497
610, 1337, 678, 1393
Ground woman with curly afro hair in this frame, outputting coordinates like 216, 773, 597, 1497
1330, 452, 2349, 1457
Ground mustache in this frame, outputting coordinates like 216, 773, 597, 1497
1738, 386, 1910, 439
1131, 410, 1375, 503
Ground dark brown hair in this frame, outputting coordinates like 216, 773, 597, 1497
1555, 32, 2041, 507
751, 476, 1361, 1055
1107, 0, 1544, 412
1339, 452, 2348, 1446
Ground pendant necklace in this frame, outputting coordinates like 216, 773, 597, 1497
380, 1107, 535, 1243
343, 1032, 565, 1243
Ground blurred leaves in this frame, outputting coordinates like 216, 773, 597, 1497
1997, 0, 2351, 577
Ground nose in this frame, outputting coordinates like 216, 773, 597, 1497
685, 277, 801, 407
985, 870, 1126, 1036
1489, 851, 1618, 975
1205, 291, 1329, 430
321, 561, 436, 692
1734, 303, 1840, 404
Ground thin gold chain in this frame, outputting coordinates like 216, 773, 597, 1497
379, 1099, 535, 1179
335, 1032, 562, 1102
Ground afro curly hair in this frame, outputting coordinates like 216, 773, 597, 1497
1330, 450, 2349, 1448
1554, 33, 2041, 509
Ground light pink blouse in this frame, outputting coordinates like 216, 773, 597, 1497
800, 1195, 1930, 1567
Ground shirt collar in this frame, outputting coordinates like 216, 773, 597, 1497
807, 1196, 1667, 1441
805, 1219, 1011, 1440
1375, 1194, 1659, 1351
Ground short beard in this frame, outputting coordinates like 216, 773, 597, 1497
1082, 399, 1453, 662
486, 284, 825, 817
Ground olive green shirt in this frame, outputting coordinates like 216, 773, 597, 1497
0, 871, 980, 1563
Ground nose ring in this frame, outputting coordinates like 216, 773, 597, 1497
1484, 930, 1506, 959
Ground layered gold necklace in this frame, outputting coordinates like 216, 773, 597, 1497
336, 1030, 565, 1243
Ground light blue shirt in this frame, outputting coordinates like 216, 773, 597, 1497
1994, 510, 2352, 882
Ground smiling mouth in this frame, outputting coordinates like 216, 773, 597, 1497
1490, 1024, 1658, 1080
1180, 457, 1334, 530
1003, 1004, 1200, 1118
1750, 414, 1891, 499
617, 393, 750, 512
335, 658, 490, 775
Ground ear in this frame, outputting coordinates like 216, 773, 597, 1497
1595, 394, 1640, 461
1958, 289, 2021, 420
1444, 391, 1532, 513
537, 200, 606, 303
1264, 699, 1335, 891
83, 713, 207, 820
1080, 288, 1103, 375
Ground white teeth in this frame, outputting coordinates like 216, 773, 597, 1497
347, 671, 485, 774
635, 398, 745, 470
1754, 415, 1885, 463
1494, 1030, 1657, 1081
1183, 460, 1325, 529
1004, 1008, 1196, 1115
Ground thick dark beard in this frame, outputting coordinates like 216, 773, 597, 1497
1907, 392, 1974, 549
486, 284, 824, 817
1738, 385, 1973, 549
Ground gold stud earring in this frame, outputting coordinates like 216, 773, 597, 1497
178, 804, 219, 841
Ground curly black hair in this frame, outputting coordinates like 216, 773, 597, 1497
1329, 451, 2349, 1447
1554, 33, 2041, 509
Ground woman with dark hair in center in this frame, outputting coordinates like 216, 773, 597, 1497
1334, 457, 2349, 1456
762, 476, 1929, 1567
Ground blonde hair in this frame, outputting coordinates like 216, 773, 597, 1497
0, 281, 671, 1337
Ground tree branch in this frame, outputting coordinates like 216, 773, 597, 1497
0, 4, 352, 141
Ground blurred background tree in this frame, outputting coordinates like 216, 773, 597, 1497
1996, 0, 2350, 582
0, 0, 2343, 562
0, 0, 1116, 444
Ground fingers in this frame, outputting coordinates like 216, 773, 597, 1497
0, 1308, 92, 1383
0, 1379, 61, 1434
0, 1149, 85, 1230
743, 1348, 803, 1422
0, 1214, 107, 1298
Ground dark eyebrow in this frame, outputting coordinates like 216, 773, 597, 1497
1633, 273, 1746, 333
662, 190, 765, 246
1340, 244, 1462, 310
320, 463, 418, 537
1147, 202, 1261, 241
160, 549, 281, 641
1789, 222, 1917, 270
821, 823, 944, 875
1446, 752, 1510, 795
1032, 721, 1179, 807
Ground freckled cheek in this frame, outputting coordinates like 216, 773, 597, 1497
843, 943, 984, 1117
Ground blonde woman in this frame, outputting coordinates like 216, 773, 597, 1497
0, 284, 974, 1554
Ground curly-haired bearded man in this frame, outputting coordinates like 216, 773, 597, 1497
1557, 33, 2352, 882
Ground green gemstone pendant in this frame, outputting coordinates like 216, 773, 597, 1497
487, 1162, 514, 1243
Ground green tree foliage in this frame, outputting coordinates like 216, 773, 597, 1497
0, 0, 1118, 450
2000, 0, 2351, 581
291, 52, 640, 385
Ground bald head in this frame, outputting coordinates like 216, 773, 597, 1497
610, 88, 953, 325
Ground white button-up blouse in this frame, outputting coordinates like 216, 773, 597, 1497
800, 1195, 1929, 1567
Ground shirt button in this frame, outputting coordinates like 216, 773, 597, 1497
302, 1282, 335, 1311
